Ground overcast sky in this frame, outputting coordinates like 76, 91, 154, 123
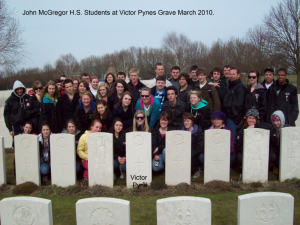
7, 0, 279, 69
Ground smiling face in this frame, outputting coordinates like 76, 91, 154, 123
97, 103, 106, 115
78, 82, 87, 93
230, 69, 239, 82
184, 119, 193, 130
15, 88, 24, 96
48, 85, 56, 96
247, 116, 257, 127
135, 113, 145, 126
67, 123, 76, 134
179, 77, 187, 87
116, 83, 124, 95
114, 121, 123, 134
156, 80, 166, 91
91, 79, 99, 90
223, 67, 230, 78
197, 73, 206, 83
190, 93, 200, 106
160, 118, 169, 128
213, 71, 221, 82
277, 70, 287, 85
91, 122, 102, 133
82, 95, 91, 107
122, 94, 132, 107
264, 71, 274, 84
155, 65, 164, 77
34, 85, 43, 95
23, 123, 32, 134
106, 75, 114, 84
171, 69, 180, 80
190, 70, 197, 81
272, 119, 281, 128
42, 125, 50, 138
141, 90, 150, 105
248, 72, 257, 85
99, 86, 107, 98
212, 117, 223, 128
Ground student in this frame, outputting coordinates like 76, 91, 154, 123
109, 118, 126, 179
54, 79, 63, 95
62, 119, 83, 174
56, 79, 80, 131
93, 100, 113, 132
73, 79, 79, 90
108, 79, 131, 111
117, 72, 126, 80
147, 63, 172, 88
4, 80, 30, 137
135, 87, 160, 127
150, 75, 167, 112
208, 67, 227, 105
127, 68, 145, 105
90, 76, 99, 98
81, 73, 91, 85
77, 80, 90, 96
261, 67, 275, 93
104, 73, 116, 89
96, 82, 110, 101
21, 121, 35, 134
77, 119, 102, 181
75, 91, 96, 133
152, 112, 174, 172
181, 113, 204, 178
189, 65, 199, 89
161, 86, 186, 130
38, 122, 52, 181
186, 90, 212, 130
178, 73, 192, 103
41, 80, 60, 133
112, 91, 135, 130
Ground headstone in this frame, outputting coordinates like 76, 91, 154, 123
0, 196, 53, 225
242, 128, 270, 183
204, 129, 230, 183
14, 134, 40, 186
88, 132, 113, 187
0, 136, 6, 185
126, 132, 152, 188
165, 131, 191, 185
76, 198, 130, 225
157, 196, 211, 225
280, 127, 300, 181
238, 192, 294, 225
50, 134, 76, 187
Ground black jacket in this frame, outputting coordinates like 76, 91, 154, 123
26, 92, 42, 134
4, 92, 30, 131
128, 80, 145, 104
75, 100, 96, 133
214, 80, 227, 104
223, 79, 246, 124
107, 93, 119, 112
266, 80, 299, 126
95, 112, 114, 132
189, 80, 198, 89
112, 105, 135, 130
161, 99, 186, 129
244, 83, 267, 121
236, 127, 244, 153
113, 130, 126, 160
41, 97, 59, 133
56, 93, 80, 131
178, 85, 192, 103
185, 104, 212, 130
191, 125, 204, 158
153, 126, 175, 156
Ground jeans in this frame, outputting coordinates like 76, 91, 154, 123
114, 159, 126, 172
225, 118, 238, 144
76, 160, 83, 173
152, 148, 166, 172
40, 162, 51, 175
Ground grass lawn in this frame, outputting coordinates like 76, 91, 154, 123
3, 151, 300, 224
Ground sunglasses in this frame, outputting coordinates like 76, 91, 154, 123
136, 116, 145, 120
248, 76, 257, 79
141, 95, 149, 98
35, 86, 43, 90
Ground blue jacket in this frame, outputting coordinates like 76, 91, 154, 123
135, 96, 160, 127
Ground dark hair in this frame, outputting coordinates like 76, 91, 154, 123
109, 118, 124, 134
249, 70, 260, 81
182, 113, 195, 124
264, 67, 274, 74
109, 79, 131, 98
171, 66, 180, 72
54, 79, 61, 84
196, 68, 206, 76
23, 121, 33, 127
60, 75, 67, 79
212, 67, 223, 76
166, 86, 178, 95
81, 72, 90, 79
104, 73, 116, 86
40, 121, 51, 132
77, 79, 90, 93
66, 119, 77, 129
230, 67, 240, 74
277, 68, 287, 75
178, 73, 190, 83
156, 75, 166, 82
117, 72, 126, 77
114, 91, 134, 112
244, 117, 259, 128
159, 111, 172, 124
190, 65, 198, 72
63, 78, 73, 87
223, 65, 231, 70
155, 63, 163, 69
93, 100, 110, 120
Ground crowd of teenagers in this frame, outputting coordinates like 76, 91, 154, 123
4, 63, 299, 181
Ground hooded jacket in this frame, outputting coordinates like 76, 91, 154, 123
128, 80, 145, 105
244, 83, 267, 121
161, 99, 186, 129
255, 110, 289, 155
135, 96, 160, 127
42, 93, 59, 133
4, 80, 30, 131
266, 79, 299, 126
75, 100, 96, 133
182, 124, 204, 158
77, 130, 90, 161
223, 78, 246, 124
186, 99, 212, 130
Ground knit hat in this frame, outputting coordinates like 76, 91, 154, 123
212, 111, 226, 120
246, 106, 259, 119
272, 114, 280, 121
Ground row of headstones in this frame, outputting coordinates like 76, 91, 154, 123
1, 127, 300, 188
0, 192, 294, 225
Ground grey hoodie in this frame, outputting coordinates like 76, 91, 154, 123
271, 110, 285, 128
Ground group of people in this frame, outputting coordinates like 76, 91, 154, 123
4, 63, 299, 181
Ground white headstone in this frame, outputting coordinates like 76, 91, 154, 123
0, 196, 53, 225
238, 192, 294, 225
157, 196, 211, 225
50, 134, 76, 187
280, 127, 300, 182
165, 131, 191, 185
76, 198, 130, 225
88, 132, 113, 187
126, 132, 152, 188
0, 136, 6, 185
204, 129, 230, 183
14, 134, 40, 186
242, 128, 270, 183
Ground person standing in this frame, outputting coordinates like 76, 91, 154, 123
178, 73, 192, 103
150, 75, 167, 112
261, 67, 275, 94
168, 66, 180, 91
147, 63, 172, 88
189, 65, 199, 89
127, 68, 145, 105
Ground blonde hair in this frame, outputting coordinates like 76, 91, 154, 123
96, 82, 110, 99
79, 91, 93, 103
188, 90, 202, 101
129, 68, 139, 76
133, 110, 149, 132
41, 80, 60, 99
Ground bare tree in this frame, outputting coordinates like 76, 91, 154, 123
264, 0, 300, 92
0, 0, 26, 70
55, 53, 79, 77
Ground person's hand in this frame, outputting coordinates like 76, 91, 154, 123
154, 155, 160, 161
208, 82, 220, 87
9, 131, 14, 136
118, 156, 122, 164
153, 147, 158, 155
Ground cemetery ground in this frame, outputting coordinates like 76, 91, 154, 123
2, 149, 300, 224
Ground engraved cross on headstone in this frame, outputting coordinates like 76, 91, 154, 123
57, 158, 68, 175
22, 157, 32, 172
133, 155, 144, 171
